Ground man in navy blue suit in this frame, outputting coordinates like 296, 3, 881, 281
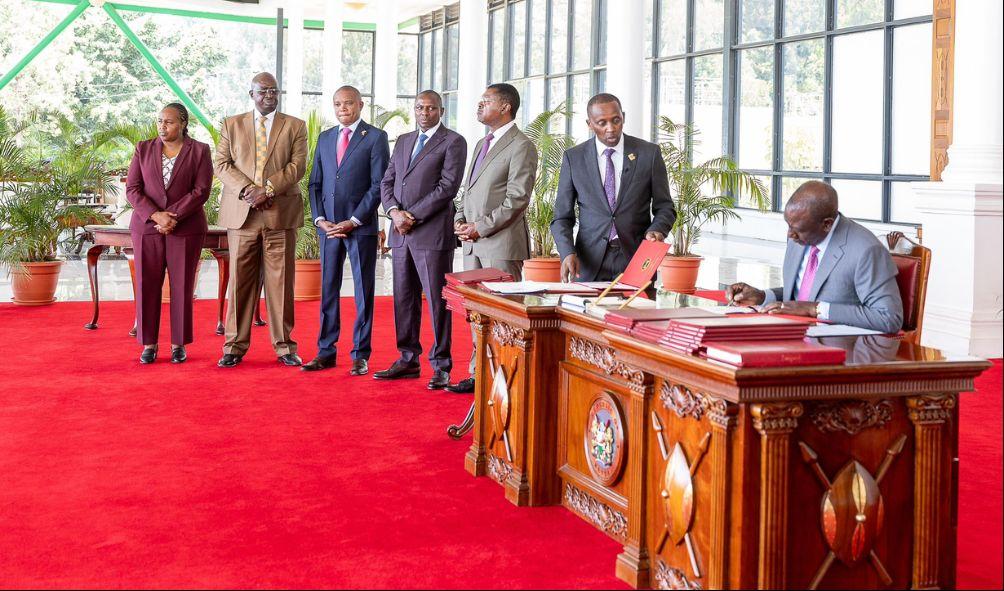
303, 85, 390, 375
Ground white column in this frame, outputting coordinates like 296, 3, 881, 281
321, 0, 344, 121
605, 0, 645, 137
373, 0, 399, 115
284, 0, 304, 117
912, 0, 1003, 358
457, 0, 489, 156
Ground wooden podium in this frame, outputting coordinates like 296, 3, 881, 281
452, 286, 990, 589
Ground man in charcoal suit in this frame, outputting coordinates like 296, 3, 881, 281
374, 90, 468, 390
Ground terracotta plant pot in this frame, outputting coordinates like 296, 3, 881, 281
659, 255, 703, 294
294, 259, 322, 301
523, 257, 562, 282
9, 260, 63, 306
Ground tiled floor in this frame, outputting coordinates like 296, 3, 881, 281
0, 233, 786, 303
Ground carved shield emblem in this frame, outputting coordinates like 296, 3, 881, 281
664, 443, 695, 544
489, 365, 511, 433
821, 461, 884, 565
584, 392, 626, 486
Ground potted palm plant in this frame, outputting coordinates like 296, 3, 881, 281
294, 109, 325, 301
523, 104, 575, 282
657, 117, 769, 293
0, 107, 116, 305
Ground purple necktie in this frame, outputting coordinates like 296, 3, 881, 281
603, 148, 617, 239
796, 246, 821, 301
471, 133, 495, 178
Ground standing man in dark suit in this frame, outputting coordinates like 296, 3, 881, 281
302, 85, 390, 375
551, 93, 676, 282
374, 90, 467, 389
215, 72, 307, 368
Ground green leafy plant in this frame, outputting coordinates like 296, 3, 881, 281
296, 109, 324, 260
658, 117, 769, 257
523, 103, 575, 259
0, 106, 116, 271
372, 105, 411, 131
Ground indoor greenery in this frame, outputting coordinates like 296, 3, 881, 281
658, 117, 769, 257
523, 104, 575, 259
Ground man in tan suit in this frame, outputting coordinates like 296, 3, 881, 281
214, 72, 307, 368
448, 83, 538, 393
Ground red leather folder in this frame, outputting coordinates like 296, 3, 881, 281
620, 240, 671, 288
703, 340, 846, 368
445, 268, 514, 286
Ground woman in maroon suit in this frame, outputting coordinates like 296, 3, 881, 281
126, 103, 213, 363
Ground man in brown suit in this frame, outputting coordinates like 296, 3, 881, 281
214, 72, 307, 368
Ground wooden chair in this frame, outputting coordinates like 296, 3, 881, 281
886, 231, 931, 344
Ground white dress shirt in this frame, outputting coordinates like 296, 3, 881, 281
763, 214, 841, 319
314, 118, 364, 227
387, 122, 442, 214
485, 120, 517, 156
595, 135, 625, 202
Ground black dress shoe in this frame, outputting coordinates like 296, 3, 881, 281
170, 346, 187, 364
217, 353, 243, 368
445, 377, 475, 394
140, 347, 157, 364
301, 355, 336, 371
349, 359, 369, 376
373, 362, 421, 380
427, 369, 450, 390
277, 353, 303, 367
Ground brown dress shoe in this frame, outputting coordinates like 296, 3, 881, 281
349, 359, 369, 376
301, 355, 336, 371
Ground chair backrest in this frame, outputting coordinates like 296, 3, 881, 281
885, 231, 931, 344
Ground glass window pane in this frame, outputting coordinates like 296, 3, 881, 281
741, 0, 775, 43
644, 0, 654, 57
780, 176, 813, 208
782, 40, 824, 171
595, 68, 606, 93
738, 47, 774, 170
738, 175, 773, 208
694, 0, 724, 51
420, 33, 432, 89
446, 25, 460, 91
342, 31, 374, 95
657, 59, 686, 126
398, 34, 418, 94
692, 55, 724, 164
830, 179, 882, 220
548, 76, 568, 133
550, 0, 569, 73
490, 10, 505, 83
832, 31, 883, 174
597, 0, 608, 65
526, 78, 546, 126
837, 0, 884, 29
890, 182, 922, 224
895, 0, 931, 19
572, 0, 593, 70
446, 92, 458, 131
530, 0, 547, 75
303, 30, 323, 92
642, 62, 654, 141
658, 0, 687, 56
509, 79, 528, 126
892, 24, 932, 175
510, 2, 527, 79
432, 28, 444, 88
570, 73, 591, 140
784, 0, 825, 36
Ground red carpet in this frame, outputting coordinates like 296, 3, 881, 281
0, 298, 1000, 589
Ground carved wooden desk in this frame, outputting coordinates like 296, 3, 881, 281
82, 225, 230, 335
453, 288, 990, 590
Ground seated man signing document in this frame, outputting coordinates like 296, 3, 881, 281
726, 181, 903, 334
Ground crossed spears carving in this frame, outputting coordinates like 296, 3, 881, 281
652, 412, 710, 580
485, 343, 517, 463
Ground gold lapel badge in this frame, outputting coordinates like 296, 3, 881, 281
361, 129, 368, 136
628, 153, 636, 161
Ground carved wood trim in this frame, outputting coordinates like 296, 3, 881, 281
654, 559, 703, 590
907, 393, 955, 588
660, 382, 705, 420
491, 320, 532, 350
738, 378, 974, 401
468, 311, 487, 333
931, 0, 955, 180
487, 452, 513, 485
810, 399, 894, 435
569, 336, 645, 387
751, 402, 803, 589
563, 481, 628, 540
706, 399, 737, 589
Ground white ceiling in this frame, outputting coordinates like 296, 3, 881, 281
116, 0, 447, 25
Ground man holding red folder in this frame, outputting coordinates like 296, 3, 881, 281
551, 93, 676, 283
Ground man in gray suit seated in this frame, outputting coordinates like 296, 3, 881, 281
551, 93, 676, 282
726, 180, 903, 334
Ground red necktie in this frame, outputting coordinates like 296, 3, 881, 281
336, 127, 351, 166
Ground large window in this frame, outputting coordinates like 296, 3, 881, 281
282, 26, 375, 118
417, 5, 460, 129
487, 0, 606, 140
648, 0, 932, 224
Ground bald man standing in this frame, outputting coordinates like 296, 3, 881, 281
215, 72, 307, 368
726, 181, 903, 333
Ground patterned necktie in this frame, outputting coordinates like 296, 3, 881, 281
254, 115, 267, 185
337, 127, 352, 166
410, 133, 428, 166
797, 246, 821, 301
603, 148, 617, 239
471, 133, 495, 178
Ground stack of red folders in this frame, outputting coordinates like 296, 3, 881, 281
442, 268, 515, 312
630, 320, 672, 343
604, 307, 717, 331
703, 340, 846, 367
659, 316, 808, 355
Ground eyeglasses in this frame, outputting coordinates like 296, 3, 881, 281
254, 88, 281, 97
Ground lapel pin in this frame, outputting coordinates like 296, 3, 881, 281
360, 129, 368, 137
628, 153, 636, 161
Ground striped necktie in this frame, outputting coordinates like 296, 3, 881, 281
254, 115, 267, 186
